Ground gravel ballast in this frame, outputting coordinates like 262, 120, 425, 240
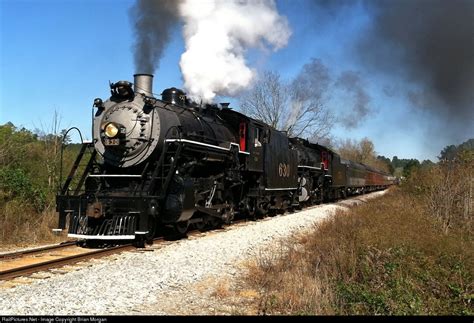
0, 191, 386, 315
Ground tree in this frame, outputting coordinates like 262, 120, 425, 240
392, 156, 400, 168
336, 138, 360, 163
239, 59, 334, 140
239, 70, 287, 130
459, 138, 474, 151
421, 159, 435, 168
359, 138, 375, 165
377, 155, 395, 174
0, 122, 37, 167
336, 137, 392, 173
439, 144, 458, 161
407, 150, 473, 234
35, 110, 64, 190
402, 159, 420, 178
439, 139, 474, 161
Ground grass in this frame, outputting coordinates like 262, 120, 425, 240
0, 201, 65, 247
243, 188, 473, 315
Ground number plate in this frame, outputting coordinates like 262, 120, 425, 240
104, 138, 120, 146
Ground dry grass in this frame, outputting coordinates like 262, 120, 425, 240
194, 275, 260, 315
243, 188, 473, 315
405, 158, 474, 235
0, 203, 64, 247
211, 279, 232, 299
245, 236, 337, 315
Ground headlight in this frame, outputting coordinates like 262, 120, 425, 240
104, 123, 119, 138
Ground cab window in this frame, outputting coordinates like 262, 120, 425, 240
254, 127, 262, 147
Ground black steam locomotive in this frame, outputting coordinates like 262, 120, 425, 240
56, 74, 395, 246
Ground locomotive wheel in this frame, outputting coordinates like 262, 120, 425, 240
135, 236, 146, 248
267, 209, 277, 217
341, 190, 347, 199
194, 218, 207, 231
191, 211, 207, 231
256, 202, 268, 219
241, 199, 257, 221
208, 216, 222, 229
221, 194, 235, 225
173, 220, 189, 235
248, 208, 257, 221
145, 214, 157, 245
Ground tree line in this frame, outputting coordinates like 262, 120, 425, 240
0, 122, 81, 211
236, 64, 473, 178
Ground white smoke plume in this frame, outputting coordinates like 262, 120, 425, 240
178, 0, 291, 102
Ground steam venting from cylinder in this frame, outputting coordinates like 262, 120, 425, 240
134, 74, 154, 97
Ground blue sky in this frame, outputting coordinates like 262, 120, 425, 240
1, 0, 472, 161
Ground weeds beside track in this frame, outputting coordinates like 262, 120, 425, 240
245, 187, 473, 315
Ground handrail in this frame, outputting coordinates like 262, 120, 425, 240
58, 127, 84, 193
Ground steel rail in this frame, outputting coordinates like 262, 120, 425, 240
0, 243, 136, 281
0, 241, 78, 260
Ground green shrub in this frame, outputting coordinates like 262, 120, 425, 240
0, 167, 46, 211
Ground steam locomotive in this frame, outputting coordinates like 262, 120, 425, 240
56, 74, 395, 246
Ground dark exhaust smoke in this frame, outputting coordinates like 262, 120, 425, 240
129, 0, 181, 74
335, 70, 371, 129
310, 0, 474, 145
358, 0, 474, 119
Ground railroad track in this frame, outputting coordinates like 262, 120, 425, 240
0, 194, 374, 282
0, 225, 229, 282
0, 241, 142, 281
0, 241, 78, 260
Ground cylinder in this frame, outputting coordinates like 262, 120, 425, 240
133, 74, 154, 97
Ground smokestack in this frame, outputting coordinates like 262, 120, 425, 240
133, 74, 154, 97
